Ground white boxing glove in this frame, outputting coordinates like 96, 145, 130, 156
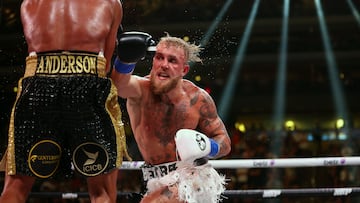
175, 129, 220, 163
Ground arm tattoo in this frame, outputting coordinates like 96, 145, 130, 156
199, 93, 217, 127
190, 91, 199, 106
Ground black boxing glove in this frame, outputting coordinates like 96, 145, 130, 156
114, 31, 155, 74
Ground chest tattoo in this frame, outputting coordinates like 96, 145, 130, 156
148, 101, 188, 146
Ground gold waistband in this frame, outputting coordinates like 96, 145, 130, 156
24, 52, 107, 78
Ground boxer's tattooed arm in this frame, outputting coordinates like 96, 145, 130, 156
198, 93, 221, 129
199, 93, 217, 120
190, 90, 200, 106
197, 91, 231, 157
191, 90, 221, 130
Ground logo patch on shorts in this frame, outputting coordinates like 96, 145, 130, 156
73, 142, 109, 176
28, 140, 61, 178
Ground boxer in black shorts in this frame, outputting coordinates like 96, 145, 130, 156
7, 51, 127, 179
0, 0, 128, 202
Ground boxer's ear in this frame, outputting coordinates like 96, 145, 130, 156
182, 64, 189, 76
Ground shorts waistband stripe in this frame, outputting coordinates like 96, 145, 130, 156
141, 161, 179, 181
24, 52, 107, 77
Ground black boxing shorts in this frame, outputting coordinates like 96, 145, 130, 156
2, 51, 130, 178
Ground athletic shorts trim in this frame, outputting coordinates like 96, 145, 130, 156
105, 81, 132, 168
141, 161, 178, 181
24, 51, 107, 78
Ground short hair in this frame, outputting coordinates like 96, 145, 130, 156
158, 33, 202, 64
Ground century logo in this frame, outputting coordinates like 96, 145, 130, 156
73, 142, 109, 176
28, 140, 61, 178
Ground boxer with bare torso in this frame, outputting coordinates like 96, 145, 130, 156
0, 0, 128, 202
111, 33, 232, 202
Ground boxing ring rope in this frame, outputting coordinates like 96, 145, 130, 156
27, 156, 360, 199
120, 156, 360, 169
28, 188, 360, 199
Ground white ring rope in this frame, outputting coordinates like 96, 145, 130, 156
120, 156, 360, 169
28, 187, 360, 199
225, 187, 360, 198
